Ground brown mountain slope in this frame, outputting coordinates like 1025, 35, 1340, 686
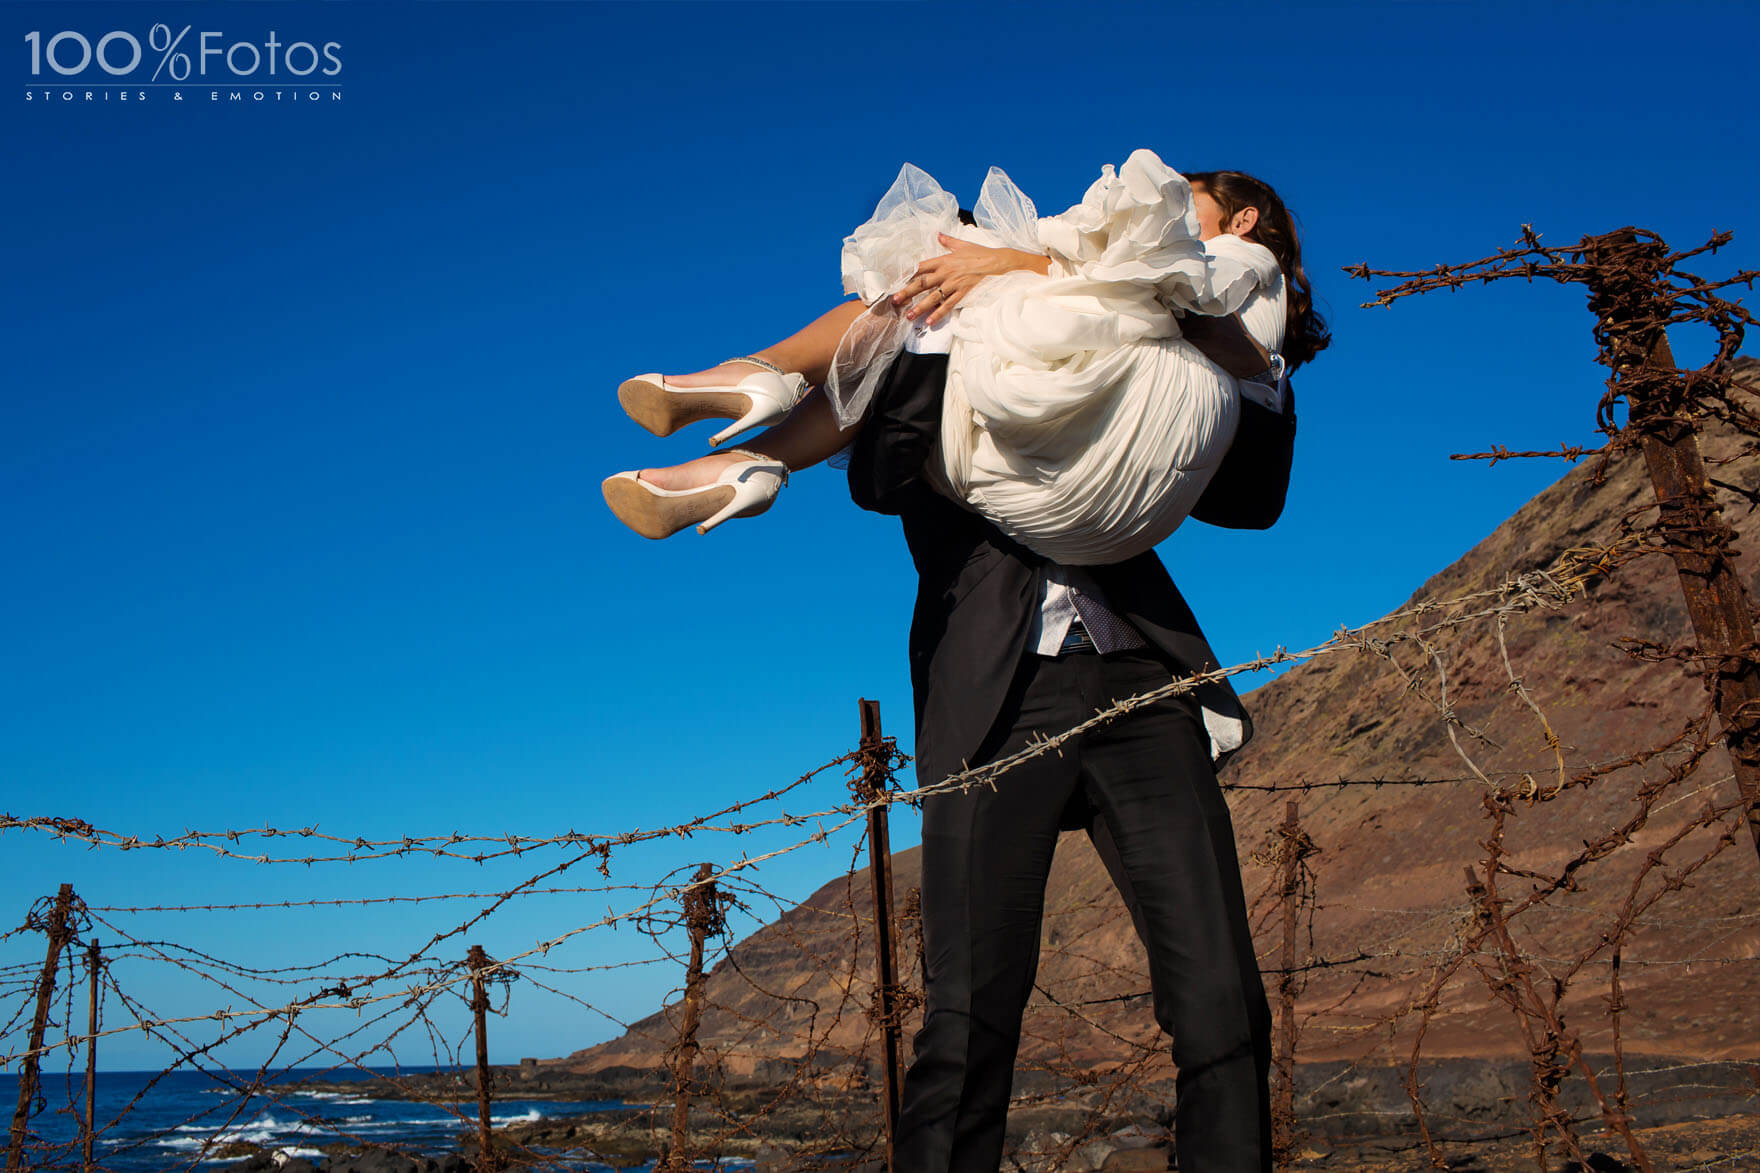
563, 357, 1760, 1082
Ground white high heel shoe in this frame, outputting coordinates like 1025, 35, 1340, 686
617, 355, 809, 448
601, 450, 789, 539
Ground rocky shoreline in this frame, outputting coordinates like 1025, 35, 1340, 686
245, 1055, 1756, 1172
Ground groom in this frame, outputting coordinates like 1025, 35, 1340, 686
846, 320, 1276, 1172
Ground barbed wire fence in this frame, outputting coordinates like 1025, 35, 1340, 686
1, 226, 1756, 1173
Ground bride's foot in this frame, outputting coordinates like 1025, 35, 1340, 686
602, 449, 789, 539
664, 359, 775, 388
635, 450, 751, 491
617, 356, 809, 447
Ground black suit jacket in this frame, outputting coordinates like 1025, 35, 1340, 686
847, 350, 1255, 796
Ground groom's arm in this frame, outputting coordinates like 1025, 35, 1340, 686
1176, 312, 1274, 380
894, 235, 1273, 378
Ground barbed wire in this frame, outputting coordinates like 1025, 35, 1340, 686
4, 228, 1758, 1173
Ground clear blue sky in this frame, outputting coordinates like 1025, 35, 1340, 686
4, 0, 1756, 1071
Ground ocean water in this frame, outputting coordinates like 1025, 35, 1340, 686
0, 1068, 756, 1171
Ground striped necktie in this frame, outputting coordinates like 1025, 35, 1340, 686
1068, 584, 1148, 654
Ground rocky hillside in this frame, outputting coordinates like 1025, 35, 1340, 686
560, 357, 1760, 1083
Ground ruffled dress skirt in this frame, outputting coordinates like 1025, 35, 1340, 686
830, 148, 1248, 566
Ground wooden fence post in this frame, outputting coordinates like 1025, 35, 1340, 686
82, 940, 99, 1173
7, 884, 74, 1173
659, 862, 720, 1173
1272, 802, 1306, 1165
1583, 229, 1760, 862
467, 945, 498, 1172
857, 699, 903, 1171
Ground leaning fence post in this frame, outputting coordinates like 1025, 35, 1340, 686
82, 940, 99, 1173
7, 883, 74, 1173
1272, 801, 1307, 1165
659, 862, 720, 1173
1582, 229, 1760, 863
466, 945, 498, 1172
856, 698, 903, 1170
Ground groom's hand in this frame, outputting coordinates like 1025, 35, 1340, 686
892, 233, 1052, 327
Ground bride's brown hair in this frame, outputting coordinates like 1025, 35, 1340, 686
1186, 170, 1331, 371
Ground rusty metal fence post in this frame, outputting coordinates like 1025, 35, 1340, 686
7, 883, 74, 1173
466, 945, 499, 1172
659, 862, 721, 1173
856, 699, 903, 1170
82, 940, 99, 1173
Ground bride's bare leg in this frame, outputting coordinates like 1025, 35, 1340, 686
663, 298, 868, 390
638, 385, 859, 490
636, 296, 870, 490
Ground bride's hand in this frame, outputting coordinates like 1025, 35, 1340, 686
892, 233, 1052, 327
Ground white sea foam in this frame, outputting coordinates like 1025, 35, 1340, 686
156, 1113, 323, 1151
296, 1090, 374, 1104
491, 1107, 544, 1125
348, 1115, 450, 1128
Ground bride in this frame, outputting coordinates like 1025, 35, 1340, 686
602, 148, 1328, 563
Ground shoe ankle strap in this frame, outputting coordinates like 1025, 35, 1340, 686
723, 354, 788, 378
721, 448, 789, 486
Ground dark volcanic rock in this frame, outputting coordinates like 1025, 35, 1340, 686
1100, 1149, 1171, 1172
322, 1151, 427, 1172
291, 1064, 665, 1106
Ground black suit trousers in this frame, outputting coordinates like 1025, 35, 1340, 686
893, 644, 1274, 1173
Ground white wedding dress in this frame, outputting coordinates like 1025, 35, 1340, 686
831, 147, 1287, 566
